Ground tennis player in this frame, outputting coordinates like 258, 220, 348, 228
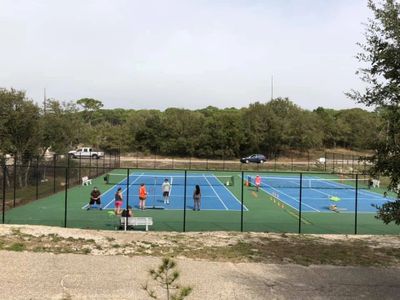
162, 178, 171, 204
255, 175, 261, 192
114, 187, 123, 215
88, 187, 102, 210
139, 183, 148, 210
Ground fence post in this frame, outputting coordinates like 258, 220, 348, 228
2, 164, 6, 224
13, 156, 16, 207
342, 154, 344, 171
324, 152, 327, 172
35, 157, 39, 200
307, 151, 310, 171
126, 168, 130, 231
183, 170, 187, 232
78, 153, 82, 184
64, 167, 68, 228
89, 151, 92, 178
291, 154, 294, 171
53, 154, 57, 193
241, 171, 244, 232
354, 174, 359, 234
96, 156, 99, 177
332, 153, 335, 173
298, 173, 303, 234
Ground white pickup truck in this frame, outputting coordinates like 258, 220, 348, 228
68, 147, 104, 159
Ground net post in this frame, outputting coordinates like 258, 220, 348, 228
241, 171, 244, 232
35, 157, 39, 200
354, 173, 359, 234
299, 173, 303, 234
183, 170, 187, 232
2, 164, 6, 224
13, 155, 17, 207
64, 167, 68, 228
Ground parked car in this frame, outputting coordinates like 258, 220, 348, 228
240, 154, 266, 164
68, 147, 104, 159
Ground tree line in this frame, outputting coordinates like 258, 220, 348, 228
0, 88, 383, 164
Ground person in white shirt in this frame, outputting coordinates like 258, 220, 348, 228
162, 178, 171, 204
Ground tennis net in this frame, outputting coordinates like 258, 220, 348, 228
248, 176, 369, 189
105, 173, 235, 187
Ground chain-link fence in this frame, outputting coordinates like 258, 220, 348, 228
118, 150, 373, 173
1, 162, 398, 234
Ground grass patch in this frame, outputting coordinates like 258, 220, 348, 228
7, 242, 26, 252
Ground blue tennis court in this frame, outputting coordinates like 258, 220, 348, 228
252, 175, 393, 213
82, 172, 247, 211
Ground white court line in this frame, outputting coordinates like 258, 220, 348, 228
203, 174, 228, 210
313, 177, 387, 199
212, 174, 249, 211
264, 184, 320, 212
102, 173, 144, 209
241, 174, 318, 212
260, 187, 300, 212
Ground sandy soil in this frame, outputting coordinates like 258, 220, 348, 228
0, 225, 399, 300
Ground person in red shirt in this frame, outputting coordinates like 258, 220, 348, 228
255, 175, 261, 192
139, 183, 148, 210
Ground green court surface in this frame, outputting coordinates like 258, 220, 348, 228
2, 170, 399, 234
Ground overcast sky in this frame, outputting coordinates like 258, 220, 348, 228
0, 0, 371, 111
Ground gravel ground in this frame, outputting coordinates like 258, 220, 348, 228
0, 225, 399, 300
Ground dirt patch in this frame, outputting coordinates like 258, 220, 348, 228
0, 225, 399, 266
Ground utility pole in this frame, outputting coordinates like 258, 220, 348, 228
43, 88, 47, 114
270, 75, 274, 101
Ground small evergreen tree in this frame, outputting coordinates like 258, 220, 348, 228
143, 258, 192, 300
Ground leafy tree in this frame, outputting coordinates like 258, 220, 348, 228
347, 0, 400, 223
41, 99, 82, 154
76, 98, 104, 126
0, 88, 42, 186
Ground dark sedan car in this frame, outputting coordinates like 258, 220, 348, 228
240, 154, 266, 163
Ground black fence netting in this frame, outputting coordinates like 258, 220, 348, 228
1, 159, 398, 235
